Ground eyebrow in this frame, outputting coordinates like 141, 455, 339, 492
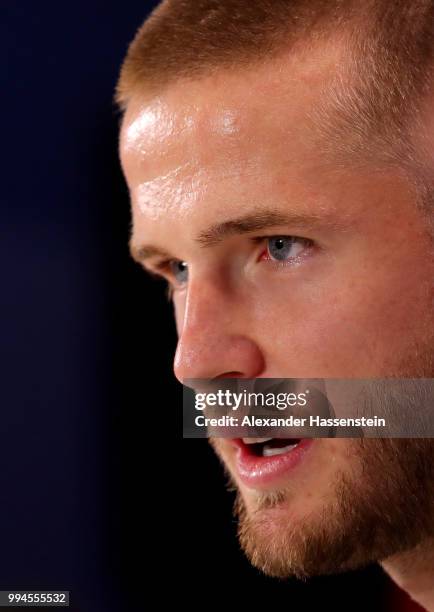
195, 209, 336, 246
130, 208, 341, 263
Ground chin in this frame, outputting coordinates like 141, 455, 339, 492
212, 438, 434, 579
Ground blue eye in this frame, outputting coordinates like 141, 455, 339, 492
170, 260, 188, 284
267, 237, 305, 261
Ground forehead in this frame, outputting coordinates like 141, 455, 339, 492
120, 39, 344, 181
119, 37, 419, 251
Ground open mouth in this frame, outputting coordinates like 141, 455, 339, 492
230, 437, 314, 489
242, 437, 302, 457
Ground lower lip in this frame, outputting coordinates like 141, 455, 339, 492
231, 439, 314, 489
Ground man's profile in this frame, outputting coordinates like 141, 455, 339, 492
116, 1, 434, 609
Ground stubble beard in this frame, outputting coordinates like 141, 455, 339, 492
218, 340, 434, 579
233, 438, 434, 579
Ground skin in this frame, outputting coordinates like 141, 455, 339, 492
383, 541, 434, 610
120, 41, 434, 609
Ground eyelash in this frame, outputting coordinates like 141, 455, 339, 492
252, 235, 314, 267
151, 234, 314, 296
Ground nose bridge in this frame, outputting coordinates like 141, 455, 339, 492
181, 275, 231, 336
174, 276, 264, 382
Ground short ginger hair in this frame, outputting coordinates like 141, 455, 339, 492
116, 0, 434, 200
117, 0, 434, 105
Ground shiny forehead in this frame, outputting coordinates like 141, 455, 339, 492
119, 38, 349, 179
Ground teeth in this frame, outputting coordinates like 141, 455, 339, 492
263, 443, 298, 457
242, 437, 273, 445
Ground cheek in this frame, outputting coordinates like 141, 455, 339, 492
245, 258, 433, 376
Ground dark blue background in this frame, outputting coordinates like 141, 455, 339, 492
0, 3, 169, 611
0, 2, 409, 611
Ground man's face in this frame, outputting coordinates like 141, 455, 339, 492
120, 44, 434, 576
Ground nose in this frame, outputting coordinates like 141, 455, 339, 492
173, 279, 265, 383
